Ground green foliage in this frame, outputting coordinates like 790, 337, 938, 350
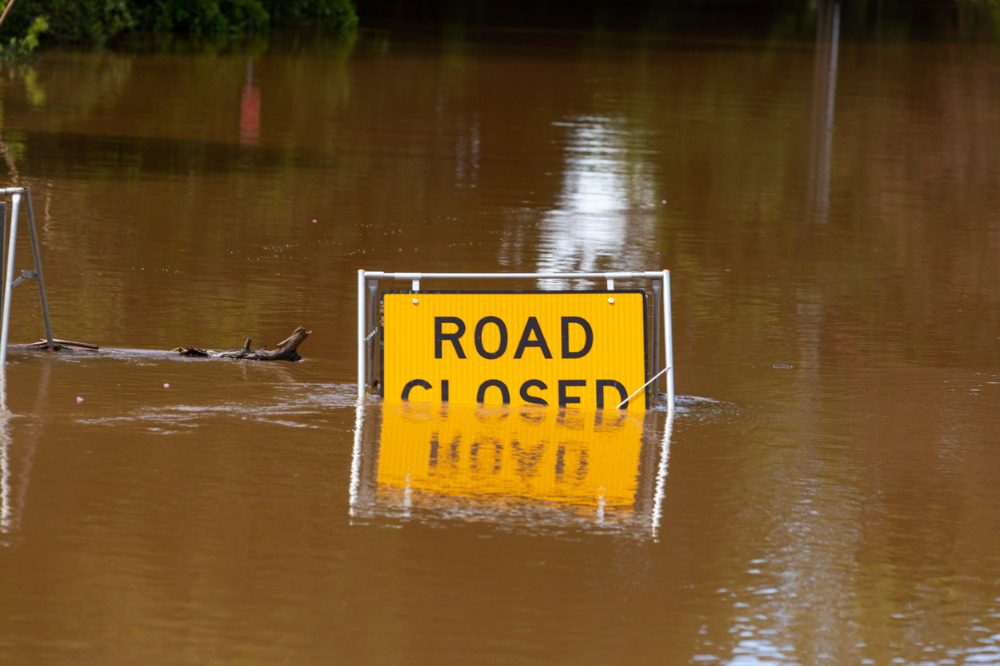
4, 0, 134, 45
0, 15, 49, 59
263, 0, 358, 31
0, 0, 357, 47
138, 0, 270, 37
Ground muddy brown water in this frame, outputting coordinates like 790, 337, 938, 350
0, 22, 997, 666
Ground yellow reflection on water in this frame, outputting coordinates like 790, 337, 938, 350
380, 403, 644, 506
351, 401, 673, 536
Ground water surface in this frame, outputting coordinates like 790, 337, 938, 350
0, 17, 997, 665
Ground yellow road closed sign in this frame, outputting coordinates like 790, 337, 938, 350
382, 291, 648, 410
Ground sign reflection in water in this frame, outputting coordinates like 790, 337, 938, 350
0, 365, 25, 543
0, 368, 11, 537
0, 360, 49, 544
350, 401, 674, 538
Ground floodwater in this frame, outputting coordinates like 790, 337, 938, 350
0, 12, 998, 666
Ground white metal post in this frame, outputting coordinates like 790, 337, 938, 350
0, 194, 21, 367
357, 270, 366, 401
663, 270, 675, 412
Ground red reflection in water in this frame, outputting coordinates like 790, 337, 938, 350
240, 60, 260, 145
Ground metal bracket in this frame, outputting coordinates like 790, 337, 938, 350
11, 269, 37, 289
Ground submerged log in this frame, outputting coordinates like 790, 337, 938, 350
176, 327, 310, 362
16, 327, 311, 362
25, 338, 99, 351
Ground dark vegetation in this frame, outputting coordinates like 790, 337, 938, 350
354, 0, 999, 42
0, 0, 357, 48
0, 0, 995, 52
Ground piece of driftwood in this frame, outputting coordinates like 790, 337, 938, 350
25, 338, 99, 351
176, 327, 310, 362
15, 327, 311, 362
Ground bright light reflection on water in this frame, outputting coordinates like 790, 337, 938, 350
536, 116, 659, 288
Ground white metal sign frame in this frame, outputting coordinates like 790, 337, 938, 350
357, 270, 675, 411
0, 187, 56, 365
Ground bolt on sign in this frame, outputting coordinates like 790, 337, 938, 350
381, 291, 649, 410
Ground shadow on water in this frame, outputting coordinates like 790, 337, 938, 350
7, 130, 342, 178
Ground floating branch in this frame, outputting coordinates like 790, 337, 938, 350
176, 327, 311, 362
14, 327, 311, 362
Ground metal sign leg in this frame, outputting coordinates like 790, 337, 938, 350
0, 193, 21, 366
0, 187, 58, 364
25, 194, 54, 347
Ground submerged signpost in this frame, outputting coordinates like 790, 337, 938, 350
353, 269, 676, 537
357, 271, 674, 412
383, 290, 648, 409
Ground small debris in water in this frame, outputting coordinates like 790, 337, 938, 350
163, 383, 171, 389
75, 395, 85, 404
311, 218, 317, 224
772, 363, 794, 369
